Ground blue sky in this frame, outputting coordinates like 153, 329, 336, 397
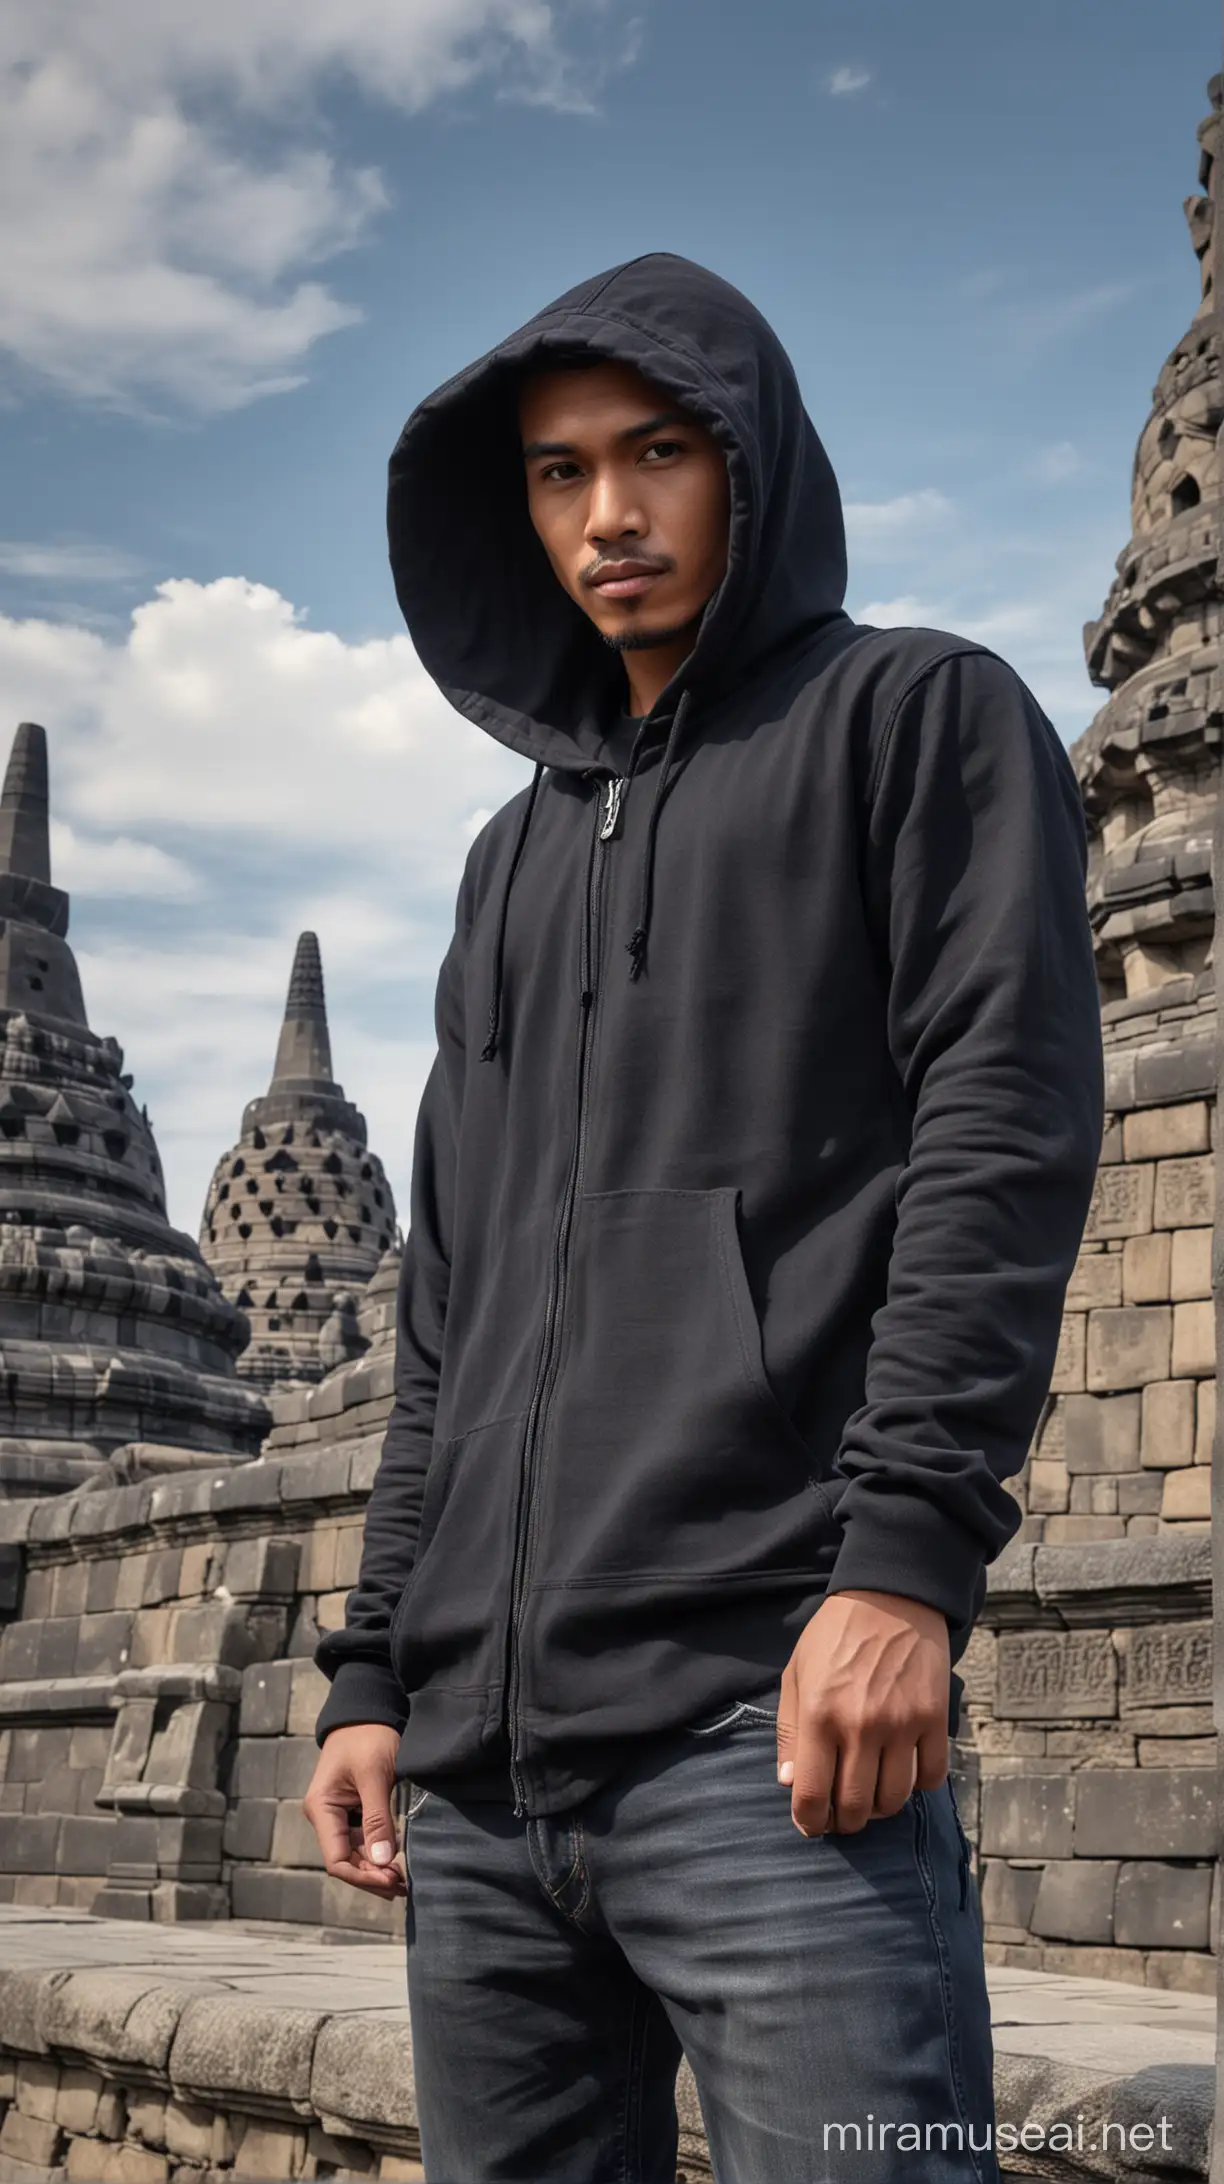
0, 1, 1217, 1233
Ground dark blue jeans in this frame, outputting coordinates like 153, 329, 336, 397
404, 1701, 1000, 2183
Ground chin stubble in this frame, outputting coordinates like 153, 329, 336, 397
600, 613, 703, 655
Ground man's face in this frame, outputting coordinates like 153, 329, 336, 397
519, 360, 730, 658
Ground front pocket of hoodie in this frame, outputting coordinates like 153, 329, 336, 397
390, 1410, 527, 1697
534, 1188, 837, 1583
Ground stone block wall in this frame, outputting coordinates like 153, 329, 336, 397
951, 1534, 1217, 1993
1023, 1098, 1216, 1542
0, 1454, 405, 1938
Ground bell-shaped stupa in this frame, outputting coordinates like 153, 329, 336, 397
1073, 73, 1222, 1109
200, 932, 398, 1390
0, 721, 269, 1494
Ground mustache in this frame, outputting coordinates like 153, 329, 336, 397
580, 551, 674, 588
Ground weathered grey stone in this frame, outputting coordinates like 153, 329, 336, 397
56, 1815, 116, 1875
1083, 1164, 1154, 1240
1172, 1299, 1214, 1376
73, 1613, 133, 1677
979, 1775, 1075, 1860
66, 2138, 168, 2182
0, 1815, 61, 1872
222, 1800, 277, 1862
1122, 1621, 1212, 1709
1073, 1768, 1215, 1857
1066, 1249, 1124, 1310
221, 1535, 299, 1600
52, 2065, 106, 2135
1140, 1377, 1197, 1467
1114, 1859, 1213, 1948
199, 933, 398, 1395
311, 2014, 419, 2134
1163, 1465, 1211, 1519
238, 1660, 293, 1737
996, 1631, 1117, 1718
1030, 1859, 1119, 1943
979, 1859, 1041, 1932
0, 2108, 62, 2167
14, 2057, 61, 2121
269, 1802, 324, 1870
41, 1971, 189, 2071
1154, 1155, 1214, 1229
286, 1661, 330, 1737
168, 1995, 327, 2113
1032, 1532, 1211, 1620
275, 1737, 320, 1800
1086, 1306, 1172, 1392
230, 2119, 310, 2180
232, 1737, 280, 1801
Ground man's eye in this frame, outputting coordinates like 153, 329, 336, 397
542, 462, 580, 482
642, 440, 683, 462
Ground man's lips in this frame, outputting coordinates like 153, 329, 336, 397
587, 563, 668, 599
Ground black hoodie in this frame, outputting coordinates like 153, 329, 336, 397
315, 254, 1104, 1818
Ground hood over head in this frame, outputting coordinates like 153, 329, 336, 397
388, 253, 849, 771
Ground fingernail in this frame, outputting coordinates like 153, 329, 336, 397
777, 1761, 794, 1785
370, 1841, 393, 1867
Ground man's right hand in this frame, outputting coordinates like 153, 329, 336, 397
304, 1723, 407, 1896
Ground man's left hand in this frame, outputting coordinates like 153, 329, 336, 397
776, 1589, 950, 1837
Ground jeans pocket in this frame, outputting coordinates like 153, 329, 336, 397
685, 1698, 779, 1738
406, 1782, 433, 1820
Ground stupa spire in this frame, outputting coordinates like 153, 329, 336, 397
271, 931, 334, 1088
201, 929, 397, 1390
0, 722, 51, 884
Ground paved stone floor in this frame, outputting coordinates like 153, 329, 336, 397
1, 1907, 1213, 2074
0, 1908, 1216, 2180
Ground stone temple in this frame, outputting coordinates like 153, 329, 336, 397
0, 723, 268, 1499
951, 73, 1222, 1984
200, 933, 397, 1391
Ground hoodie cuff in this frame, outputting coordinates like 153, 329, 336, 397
823, 1487, 985, 1633
313, 1659, 409, 1749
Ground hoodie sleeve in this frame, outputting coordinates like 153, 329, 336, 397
823, 647, 1104, 1643
313, 902, 467, 1745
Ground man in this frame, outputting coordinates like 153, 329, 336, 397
306, 255, 1103, 2182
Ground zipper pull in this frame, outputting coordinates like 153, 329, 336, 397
599, 776, 624, 842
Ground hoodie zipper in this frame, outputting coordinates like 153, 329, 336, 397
507, 769, 623, 1815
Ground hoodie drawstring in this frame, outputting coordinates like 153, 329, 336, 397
626, 688, 692, 982
480, 689, 693, 1061
480, 761, 544, 1061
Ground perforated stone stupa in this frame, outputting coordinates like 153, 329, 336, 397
1075, 73, 1221, 1096
0, 722, 269, 1496
200, 933, 398, 1391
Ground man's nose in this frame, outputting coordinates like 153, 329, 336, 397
586, 468, 644, 543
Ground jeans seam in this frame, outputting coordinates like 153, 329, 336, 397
947, 1776, 973, 1913
620, 1982, 652, 2184
910, 1789, 988, 2184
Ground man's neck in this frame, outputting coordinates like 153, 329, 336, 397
623, 632, 699, 715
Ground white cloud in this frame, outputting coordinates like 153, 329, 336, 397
0, 541, 143, 583
50, 820, 199, 901
855, 595, 932, 628
0, 576, 532, 1226
0, 2, 633, 413
843, 490, 952, 555
828, 65, 872, 95
972, 281, 1135, 363
1034, 441, 1082, 484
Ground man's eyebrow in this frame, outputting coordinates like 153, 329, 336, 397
521, 411, 692, 461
